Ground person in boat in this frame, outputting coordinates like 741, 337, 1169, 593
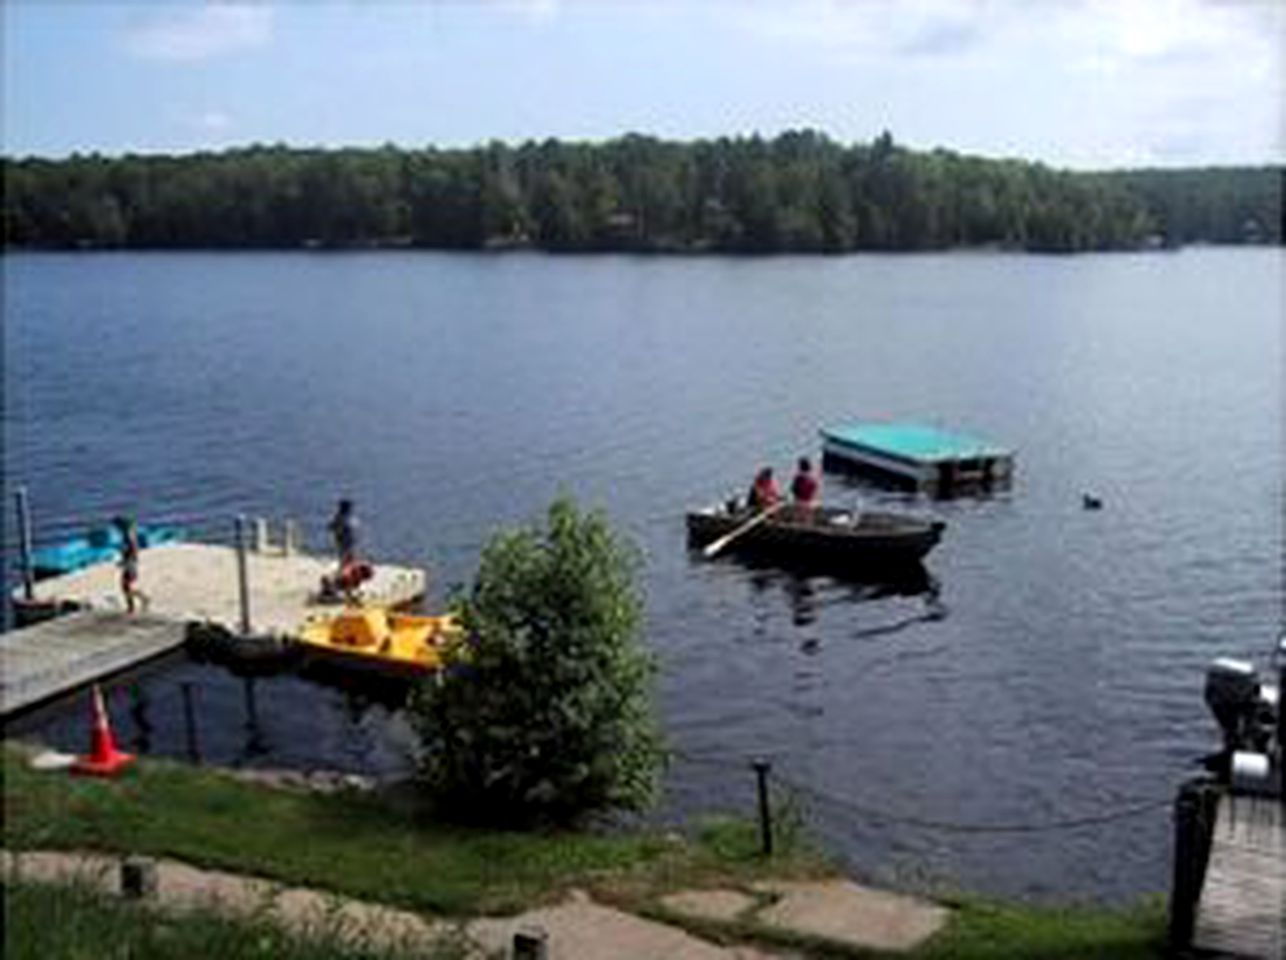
114, 515, 148, 614
747, 467, 782, 513
790, 456, 820, 522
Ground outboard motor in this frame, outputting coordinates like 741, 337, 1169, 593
1204, 658, 1261, 753
1202, 640, 1284, 796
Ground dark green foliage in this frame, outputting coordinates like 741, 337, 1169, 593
410, 497, 663, 825
6, 130, 1277, 253
1101, 166, 1284, 246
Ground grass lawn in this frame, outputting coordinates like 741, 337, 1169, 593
1, 742, 824, 916
2, 743, 1168, 957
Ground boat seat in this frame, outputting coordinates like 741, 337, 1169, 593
331, 608, 390, 647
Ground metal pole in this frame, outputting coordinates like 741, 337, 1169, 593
180, 682, 201, 764
753, 759, 774, 857
234, 514, 252, 636
14, 486, 35, 601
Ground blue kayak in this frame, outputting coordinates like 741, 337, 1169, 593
29, 523, 185, 579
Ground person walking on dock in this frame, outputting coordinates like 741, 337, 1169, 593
114, 515, 148, 614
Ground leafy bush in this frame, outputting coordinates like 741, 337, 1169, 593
410, 497, 664, 825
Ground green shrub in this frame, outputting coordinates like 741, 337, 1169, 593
410, 497, 664, 825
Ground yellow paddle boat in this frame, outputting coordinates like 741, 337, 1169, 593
294, 606, 461, 677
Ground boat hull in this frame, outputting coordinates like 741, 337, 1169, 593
292, 609, 459, 679
30, 524, 185, 579
687, 505, 944, 568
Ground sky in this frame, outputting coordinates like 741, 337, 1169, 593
3, 0, 1283, 169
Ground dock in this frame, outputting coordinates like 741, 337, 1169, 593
1192, 793, 1284, 959
0, 611, 186, 718
13, 542, 425, 636
3, 542, 426, 720
820, 422, 1014, 495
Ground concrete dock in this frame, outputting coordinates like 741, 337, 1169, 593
1193, 793, 1284, 959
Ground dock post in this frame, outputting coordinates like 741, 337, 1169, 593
253, 517, 269, 554
234, 515, 252, 636
1169, 779, 1212, 949
283, 519, 298, 557
752, 759, 774, 857
180, 682, 201, 764
14, 486, 35, 601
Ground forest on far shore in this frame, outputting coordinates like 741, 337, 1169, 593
3, 130, 1282, 254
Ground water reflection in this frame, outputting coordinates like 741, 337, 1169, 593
725, 553, 944, 623
296, 660, 416, 713
179, 681, 201, 764
240, 678, 270, 761
128, 683, 153, 754
821, 460, 1014, 501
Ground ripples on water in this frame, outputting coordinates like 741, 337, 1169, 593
5, 249, 1281, 902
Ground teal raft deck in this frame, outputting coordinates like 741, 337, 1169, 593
820, 422, 1014, 495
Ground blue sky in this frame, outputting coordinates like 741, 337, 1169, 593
4, 1, 1283, 168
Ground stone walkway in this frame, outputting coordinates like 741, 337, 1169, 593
3, 848, 949, 958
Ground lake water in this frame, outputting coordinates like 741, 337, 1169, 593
4, 248, 1282, 903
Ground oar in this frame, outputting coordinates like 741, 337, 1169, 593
702, 501, 784, 558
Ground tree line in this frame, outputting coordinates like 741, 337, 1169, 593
3, 130, 1281, 253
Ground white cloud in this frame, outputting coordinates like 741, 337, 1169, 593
485, 0, 562, 22
194, 110, 232, 132
733, 0, 996, 61
124, 3, 273, 63
729, 0, 1282, 165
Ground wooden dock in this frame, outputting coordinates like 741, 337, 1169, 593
13, 542, 425, 636
1193, 793, 1284, 959
3, 543, 426, 720
0, 611, 186, 718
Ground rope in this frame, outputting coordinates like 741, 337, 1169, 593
671, 749, 1172, 834
774, 771, 1172, 834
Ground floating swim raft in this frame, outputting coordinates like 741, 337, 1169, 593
820, 422, 1014, 494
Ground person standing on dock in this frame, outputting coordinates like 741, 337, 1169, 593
114, 515, 148, 614
328, 498, 360, 574
790, 457, 820, 522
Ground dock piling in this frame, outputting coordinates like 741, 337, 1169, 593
283, 519, 298, 557
234, 515, 252, 636
14, 486, 35, 601
180, 682, 201, 764
253, 517, 269, 554
1169, 783, 1199, 948
1169, 779, 1218, 950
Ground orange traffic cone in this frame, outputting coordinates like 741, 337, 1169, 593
71, 685, 134, 777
